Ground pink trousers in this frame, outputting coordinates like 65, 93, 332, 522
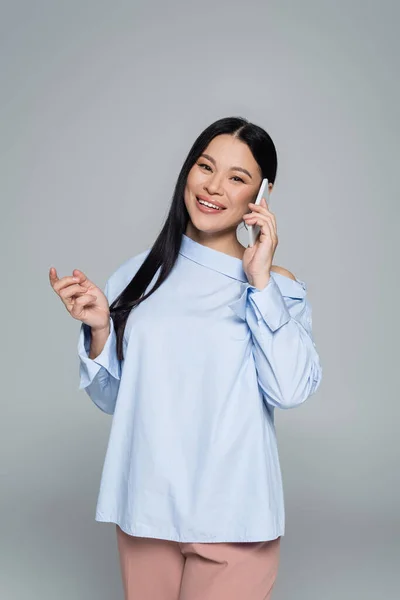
116, 525, 281, 600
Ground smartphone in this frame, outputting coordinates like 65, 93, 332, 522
246, 178, 269, 247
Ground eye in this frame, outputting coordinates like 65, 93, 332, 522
231, 176, 245, 183
198, 162, 212, 171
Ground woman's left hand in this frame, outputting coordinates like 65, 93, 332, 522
242, 197, 278, 290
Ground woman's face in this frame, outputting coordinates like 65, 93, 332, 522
184, 134, 267, 235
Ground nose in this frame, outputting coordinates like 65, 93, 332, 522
204, 173, 224, 195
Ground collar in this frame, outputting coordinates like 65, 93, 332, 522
179, 234, 248, 282
178, 233, 308, 297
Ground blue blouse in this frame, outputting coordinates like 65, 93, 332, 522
78, 233, 322, 542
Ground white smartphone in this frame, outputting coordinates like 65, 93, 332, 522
246, 178, 269, 247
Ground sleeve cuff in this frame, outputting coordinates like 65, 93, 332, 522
229, 275, 307, 332
78, 317, 120, 389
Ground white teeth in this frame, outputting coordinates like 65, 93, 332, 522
198, 199, 222, 210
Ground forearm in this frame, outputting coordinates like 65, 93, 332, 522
229, 275, 322, 408
251, 316, 322, 408
89, 324, 111, 359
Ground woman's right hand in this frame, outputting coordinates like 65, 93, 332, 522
49, 267, 110, 332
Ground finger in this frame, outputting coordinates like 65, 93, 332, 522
245, 208, 277, 235
72, 269, 90, 285
69, 294, 97, 316
246, 208, 274, 229
49, 267, 59, 286
261, 216, 277, 242
246, 215, 277, 242
248, 201, 274, 217
244, 215, 270, 230
262, 216, 278, 244
244, 212, 272, 226
262, 197, 274, 214
52, 275, 81, 294
59, 283, 87, 301
73, 293, 97, 306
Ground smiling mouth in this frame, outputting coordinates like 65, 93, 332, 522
196, 197, 226, 211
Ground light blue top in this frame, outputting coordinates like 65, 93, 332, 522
78, 233, 322, 542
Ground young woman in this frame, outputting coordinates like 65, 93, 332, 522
49, 116, 322, 600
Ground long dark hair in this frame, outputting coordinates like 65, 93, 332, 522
110, 116, 278, 360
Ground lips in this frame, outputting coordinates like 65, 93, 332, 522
196, 196, 226, 212
197, 195, 226, 209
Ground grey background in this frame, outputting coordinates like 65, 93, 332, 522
1, 1, 399, 598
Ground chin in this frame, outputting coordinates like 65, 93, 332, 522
189, 216, 236, 237
189, 218, 220, 234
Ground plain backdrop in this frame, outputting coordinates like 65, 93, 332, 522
1, 1, 399, 598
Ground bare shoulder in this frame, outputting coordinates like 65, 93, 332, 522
270, 265, 297, 281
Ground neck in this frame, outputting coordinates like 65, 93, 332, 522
185, 222, 245, 260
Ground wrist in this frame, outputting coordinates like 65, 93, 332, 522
248, 274, 271, 290
91, 321, 110, 336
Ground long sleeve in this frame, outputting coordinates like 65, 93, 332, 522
76, 248, 150, 414
229, 273, 322, 409
77, 280, 121, 415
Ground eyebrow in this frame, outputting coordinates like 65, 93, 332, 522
200, 153, 253, 180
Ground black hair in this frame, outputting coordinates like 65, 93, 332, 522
110, 116, 278, 360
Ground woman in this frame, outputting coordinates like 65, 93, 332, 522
49, 116, 322, 600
